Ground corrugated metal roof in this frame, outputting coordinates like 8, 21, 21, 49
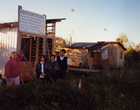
97, 41, 126, 51
0, 22, 18, 28
47, 18, 66, 23
0, 18, 66, 28
89, 43, 106, 50
65, 42, 97, 48
65, 41, 126, 51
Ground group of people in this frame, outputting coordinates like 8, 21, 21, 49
36, 49, 70, 83
4, 49, 69, 86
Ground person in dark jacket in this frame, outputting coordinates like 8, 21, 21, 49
46, 54, 60, 82
36, 55, 47, 83
55, 49, 70, 82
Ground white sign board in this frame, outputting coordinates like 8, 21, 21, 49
19, 9, 46, 36
102, 45, 109, 61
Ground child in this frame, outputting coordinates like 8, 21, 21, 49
0, 74, 3, 87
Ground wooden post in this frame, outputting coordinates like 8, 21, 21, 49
29, 38, 32, 61
46, 39, 50, 59
53, 22, 56, 54
36, 37, 39, 61
43, 15, 46, 56
17, 5, 22, 53
108, 45, 110, 70
78, 79, 82, 89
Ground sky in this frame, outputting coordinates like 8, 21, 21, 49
0, 0, 140, 44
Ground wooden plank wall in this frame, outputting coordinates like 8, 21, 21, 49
65, 48, 88, 68
108, 44, 118, 68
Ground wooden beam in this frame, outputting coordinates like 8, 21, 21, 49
46, 38, 50, 59
46, 36, 55, 39
22, 40, 30, 52
69, 68, 101, 73
36, 37, 39, 61
23, 45, 30, 55
29, 38, 32, 61
53, 23, 56, 53
21, 32, 44, 38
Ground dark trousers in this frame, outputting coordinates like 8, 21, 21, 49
58, 70, 66, 82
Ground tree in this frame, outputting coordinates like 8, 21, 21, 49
135, 43, 140, 51
116, 32, 129, 47
116, 32, 135, 51
55, 37, 70, 52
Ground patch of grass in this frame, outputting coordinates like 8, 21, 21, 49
0, 69, 140, 110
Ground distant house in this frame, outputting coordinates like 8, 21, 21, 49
64, 41, 126, 69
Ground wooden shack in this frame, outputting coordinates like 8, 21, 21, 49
0, 18, 65, 80
65, 41, 126, 69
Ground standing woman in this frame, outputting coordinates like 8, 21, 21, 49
36, 55, 47, 83
5, 52, 23, 86
46, 54, 60, 83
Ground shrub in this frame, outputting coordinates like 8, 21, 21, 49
0, 71, 140, 110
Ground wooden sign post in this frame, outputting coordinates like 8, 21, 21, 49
43, 15, 46, 56
17, 5, 22, 53
18, 5, 47, 82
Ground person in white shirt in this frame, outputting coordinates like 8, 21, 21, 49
36, 55, 47, 83
55, 49, 70, 81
